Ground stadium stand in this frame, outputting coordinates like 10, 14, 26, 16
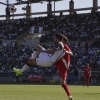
0, 19, 30, 39
40, 12, 100, 42
0, 12, 100, 83
0, 12, 100, 40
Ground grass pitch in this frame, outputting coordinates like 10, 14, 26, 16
0, 85, 100, 100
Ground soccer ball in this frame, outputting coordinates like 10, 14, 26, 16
9, 4, 17, 13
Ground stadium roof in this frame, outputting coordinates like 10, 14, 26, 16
0, 0, 62, 6
16, 0, 63, 5
30, 0, 63, 3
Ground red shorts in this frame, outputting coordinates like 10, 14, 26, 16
84, 74, 90, 80
55, 63, 68, 80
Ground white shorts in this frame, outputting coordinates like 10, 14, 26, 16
36, 57, 52, 67
38, 49, 50, 59
36, 47, 52, 67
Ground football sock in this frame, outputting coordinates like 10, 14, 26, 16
68, 95, 73, 99
31, 49, 38, 59
87, 80, 90, 87
62, 84, 71, 96
21, 64, 30, 73
84, 80, 87, 86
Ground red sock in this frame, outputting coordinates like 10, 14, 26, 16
87, 80, 90, 87
62, 84, 71, 96
84, 80, 87, 85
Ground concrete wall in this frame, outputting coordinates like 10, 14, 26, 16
16, 39, 40, 48
24, 39, 40, 48
2, 39, 40, 48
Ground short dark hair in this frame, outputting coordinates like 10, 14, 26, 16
63, 36, 68, 43
55, 34, 63, 41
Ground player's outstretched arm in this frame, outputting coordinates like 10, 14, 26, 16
37, 43, 62, 54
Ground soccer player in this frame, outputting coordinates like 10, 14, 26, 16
13, 34, 65, 75
55, 36, 73, 100
83, 63, 91, 87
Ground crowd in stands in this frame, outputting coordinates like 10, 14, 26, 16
0, 12, 100, 83
0, 41, 30, 76
40, 12, 100, 42
0, 19, 30, 39
0, 12, 100, 40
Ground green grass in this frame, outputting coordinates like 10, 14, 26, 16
0, 85, 100, 100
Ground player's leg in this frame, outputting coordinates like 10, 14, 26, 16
31, 44, 45, 59
13, 44, 46, 75
13, 54, 52, 75
13, 59, 37, 75
83, 79, 87, 86
58, 66, 73, 100
84, 75, 90, 87
87, 79, 89, 87
60, 78, 73, 99
60, 77, 71, 96
83, 75, 87, 86
19, 45, 40, 73
87, 76, 90, 87
33, 44, 50, 59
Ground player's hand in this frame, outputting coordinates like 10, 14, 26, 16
64, 49, 69, 53
64, 49, 66, 52
65, 50, 69, 54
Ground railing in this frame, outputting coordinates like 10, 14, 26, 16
0, 6, 100, 18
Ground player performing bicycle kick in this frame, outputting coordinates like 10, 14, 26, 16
13, 34, 74, 100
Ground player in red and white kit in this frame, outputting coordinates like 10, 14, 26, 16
83, 63, 91, 87
55, 36, 73, 100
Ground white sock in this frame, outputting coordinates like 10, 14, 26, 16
31, 50, 38, 59
68, 95, 72, 99
21, 64, 30, 72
